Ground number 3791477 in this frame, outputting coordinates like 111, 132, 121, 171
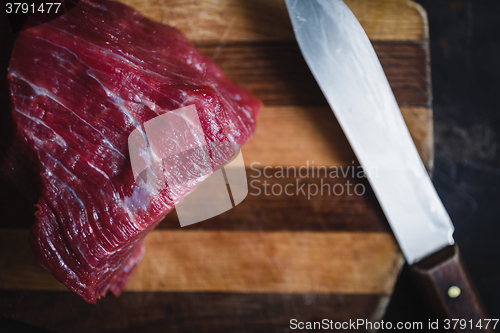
6, 2, 62, 14
443, 319, 498, 331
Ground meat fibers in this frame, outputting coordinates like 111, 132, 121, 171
7, 0, 262, 303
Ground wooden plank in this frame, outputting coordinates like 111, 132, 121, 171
346, 0, 428, 41
401, 106, 434, 169
373, 42, 431, 107
0, 230, 403, 295
122, 0, 428, 42
244, 106, 355, 167
195, 41, 431, 107
158, 174, 389, 232
0, 291, 389, 333
130, 231, 403, 294
240, 106, 432, 169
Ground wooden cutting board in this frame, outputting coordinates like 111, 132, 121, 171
0, 0, 433, 331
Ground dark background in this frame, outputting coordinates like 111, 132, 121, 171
1, 0, 499, 331
382, 0, 500, 331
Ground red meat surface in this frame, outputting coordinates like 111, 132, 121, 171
7, 0, 261, 303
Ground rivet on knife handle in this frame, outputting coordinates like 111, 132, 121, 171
411, 245, 494, 333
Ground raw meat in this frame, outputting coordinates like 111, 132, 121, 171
7, 0, 261, 303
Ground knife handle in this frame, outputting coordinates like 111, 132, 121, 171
411, 244, 494, 332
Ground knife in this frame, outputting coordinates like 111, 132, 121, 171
284, 0, 492, 331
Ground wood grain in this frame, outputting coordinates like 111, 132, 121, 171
159, 173, 390, 232
242, 106, 433, 169
401, 106, 434, 169
195, 41, 432, 107
0, 230, 403, 295
0, 291, 389, 333
346, 0, 429, 41
122, 0, 428, 42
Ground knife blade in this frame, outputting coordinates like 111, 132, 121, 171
285, 0, 492, 330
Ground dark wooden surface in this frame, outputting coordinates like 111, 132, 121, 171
195, 41, 431, 107
158, 173, 389, 232
0, 291, 386, 333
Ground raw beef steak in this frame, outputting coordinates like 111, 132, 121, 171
8, 0, 262, 303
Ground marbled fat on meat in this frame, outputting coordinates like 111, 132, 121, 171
7, 0, 262, 303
